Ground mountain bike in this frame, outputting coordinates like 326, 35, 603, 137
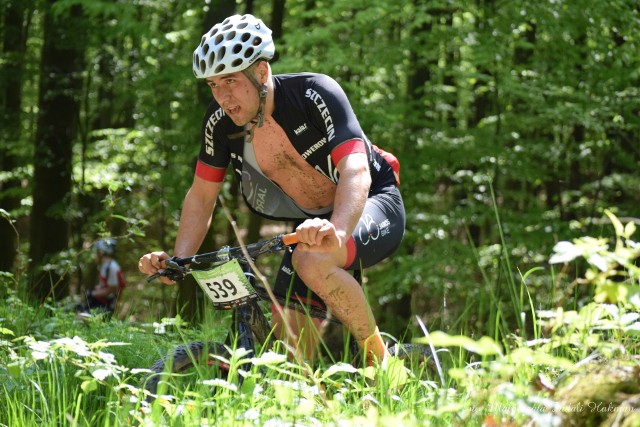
142, 232, 430, 399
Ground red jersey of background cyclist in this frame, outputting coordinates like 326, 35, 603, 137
195, 72, 400, 221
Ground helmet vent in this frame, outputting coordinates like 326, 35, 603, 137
241, 32, 251, 42
214, 34, 224, 45
222, 23, 233, 31
231, 58, 243, 67
202, 43, 209, 56
237, 22, 248, 29
244, 47, 254, 58
253, 36, 262, 46
232, 43, 242, 54
226, 31, 236, 40
214, 64, 226, 74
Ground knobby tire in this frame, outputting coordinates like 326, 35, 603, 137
143, 341, 230, 399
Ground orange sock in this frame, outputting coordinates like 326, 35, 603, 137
359, 327, 389, 366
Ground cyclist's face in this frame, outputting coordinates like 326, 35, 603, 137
206, 71, 259, 126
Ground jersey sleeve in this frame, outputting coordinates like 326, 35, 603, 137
196, 103, 232, 182
305, 75, 368, 165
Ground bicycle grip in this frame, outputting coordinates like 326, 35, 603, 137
282, 232, 299, 246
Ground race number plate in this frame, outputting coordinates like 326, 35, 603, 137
191, 260, 257, 309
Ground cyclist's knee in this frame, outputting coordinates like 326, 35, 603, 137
291, 250, 319, 277
291, 250, 340, 283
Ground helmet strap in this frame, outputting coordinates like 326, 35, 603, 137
228, 67, 268, 142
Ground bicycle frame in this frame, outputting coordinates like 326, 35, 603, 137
147, 232, 369, 359
229, 259, 272, 354
146, 233, 310, 359
143, 233, 431, 399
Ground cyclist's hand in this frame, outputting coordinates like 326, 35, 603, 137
138, 251, 175, 285
295, 218, 346, 253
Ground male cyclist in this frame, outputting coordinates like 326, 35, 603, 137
138, 14, 405, 365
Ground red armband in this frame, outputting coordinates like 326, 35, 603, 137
331, 139, 366, 165
195, 160, 226, 182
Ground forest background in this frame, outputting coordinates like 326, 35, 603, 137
1, 0, 639, 342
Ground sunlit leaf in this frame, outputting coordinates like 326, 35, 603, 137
594, 282, 627, 304
587, 253, 609, 272
201, 378, 238, 392
322, 362, 359, 380
0, 327, 14, 336
383, 356, 409, 389
7, 362, 21, 379
624, 221, 637, 239
549, 241, 582, 264
251, 351, 287, 366
624, 322, 640, 334
620, 312, 640, 325
54, 336, 92, 357
415, 331, 502, 356
508, 348, 573, 369
81, 379, 98, 393
92, 368, 114, 381
605, 209, 625, 237
294, 398, 316, 416
273, 382, 295, 406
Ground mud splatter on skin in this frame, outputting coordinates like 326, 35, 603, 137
253, 118, 336, 210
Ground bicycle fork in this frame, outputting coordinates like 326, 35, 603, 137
228, 299, 270, 353
224, 262, 273, 381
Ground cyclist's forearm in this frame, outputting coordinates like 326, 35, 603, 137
173, 183, 219, 257
331, 154, 371, 240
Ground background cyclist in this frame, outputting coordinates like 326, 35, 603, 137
80, 238, 126, 314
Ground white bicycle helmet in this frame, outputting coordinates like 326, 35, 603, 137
93, 238, 116, 256
193, 14, 275, 79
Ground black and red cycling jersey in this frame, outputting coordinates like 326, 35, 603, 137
195, 72, 400, 221
194, 72, 405, 306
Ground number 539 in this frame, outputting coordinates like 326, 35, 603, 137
204, 279, 238, 299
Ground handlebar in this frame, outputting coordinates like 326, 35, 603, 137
146, 232, 299, 283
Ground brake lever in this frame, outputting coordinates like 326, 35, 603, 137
145, 257, 188, 283
145, 272, 161, 283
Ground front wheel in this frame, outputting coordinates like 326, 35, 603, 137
143, 341, 231, 399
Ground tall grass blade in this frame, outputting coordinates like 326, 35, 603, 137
415, 316, 445, 387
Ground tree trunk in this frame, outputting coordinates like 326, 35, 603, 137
270, 0, 286, 63
0, 1, 31, 273
377, 0, 435, 332
176, 0, 238, 322
28, 1, 86, 301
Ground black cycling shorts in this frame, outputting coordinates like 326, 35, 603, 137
273, 185, 405, 311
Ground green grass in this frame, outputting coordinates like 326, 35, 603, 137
2, 212, 640, 426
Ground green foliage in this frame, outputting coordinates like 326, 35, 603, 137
550, 210, 640, 308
